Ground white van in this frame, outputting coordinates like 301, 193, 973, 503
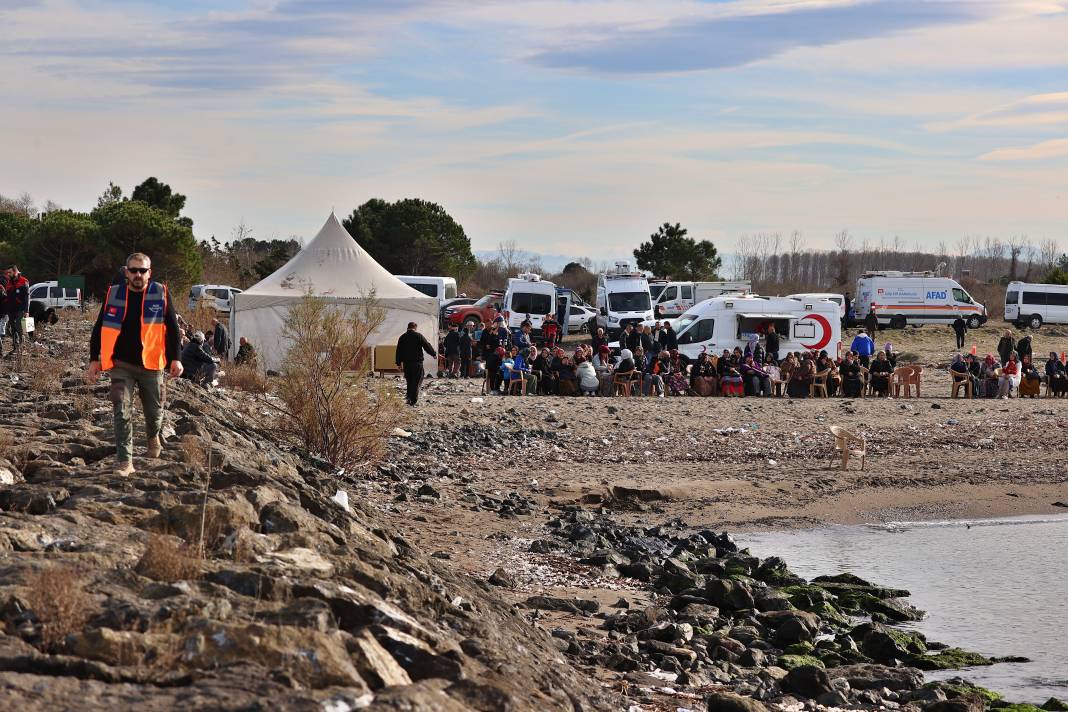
1005, 281, 1068, 329
855, 271, 986, 329
787, 292, 846, 319
654, 280, 751, 318
28, 282, 81, 310
502, 273, 556, 331
671, 295, 842, 362
188, 284, 243, 312
596, 263, 654, 336
395, 276, 458, 307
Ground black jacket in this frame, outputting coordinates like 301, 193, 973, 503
624, 330, 641, 352
180, 340, 215, 374
766, 331, 780, 354
997, 336, 1016, 364
952, 317, 967, 334
659, 328, 678, 350
1017, 337, 1033, 362
458, 330, 472, 358
213, 322, 231, 355
479, 328, 500, 356
396, 329, 436, 367
443, 329, 460, 356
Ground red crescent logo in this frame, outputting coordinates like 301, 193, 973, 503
799, 314, 832, 350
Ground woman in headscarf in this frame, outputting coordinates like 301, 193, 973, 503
644, 350, 668, 397
592, 344, 615, 395
1047, 352, 1067, 397
997, 351, 1019, 398
576, 356, 599, 396
666, 349, 690, 396
884, 343, 897, 369
1019, 352, 1041, 397
690, 350, 717, 396
997, 330, 1015, 365
613, 348, 638, 397
839, 351, 863, 398
981, 353, 1000, 397
869, 350, 893, 397
719, 348, 744, 396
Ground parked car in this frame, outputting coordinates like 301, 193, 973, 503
445, 291, 503, 329
28, 281, 81, 310
188, 284, 243, 312
568, 304, 598, 333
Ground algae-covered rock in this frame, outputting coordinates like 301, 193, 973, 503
911, 646, 993, 670
1042, 699, 1068, 712
778, 654, 825, 669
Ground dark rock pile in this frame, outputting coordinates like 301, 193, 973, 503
529, 509, 1024, 710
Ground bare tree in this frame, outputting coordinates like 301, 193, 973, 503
1006, 234, 1029, 281
1039, 239, 1059, 271
497, 239, 521, 275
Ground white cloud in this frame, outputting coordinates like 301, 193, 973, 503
931, 92, 1068, 131
979, 138, 1068, 161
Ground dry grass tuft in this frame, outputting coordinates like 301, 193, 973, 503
271, 294, 404, 471
70, 389, 96, 420
23, 566, 93, 651
221, 364, 270, 394
29, 357, 66, 395
179, 435, 209, 470
135, 534, 203, 582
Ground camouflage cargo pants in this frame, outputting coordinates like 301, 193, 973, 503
109, 360, 164, 464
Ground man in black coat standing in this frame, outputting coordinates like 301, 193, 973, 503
396, 322, 436, 406
951, 315, 967, 349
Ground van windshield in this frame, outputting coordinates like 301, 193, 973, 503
609, 292, 651, 312
1005, 290, 1019, 305
409, 283, 437, 298
649, 284, 666, 300
510, 292, 552, 315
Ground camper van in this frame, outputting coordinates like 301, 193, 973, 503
1005, 281, 1068, 329
670, 295, 842, 362
855, 271, 986, 329
502, 273, 556, 331
596, 263, 654, 336
787, 292, 846, 319
395, 276, 458, 307
654, 280, 751, 318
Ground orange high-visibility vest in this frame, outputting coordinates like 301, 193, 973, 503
99, 281, 168, 370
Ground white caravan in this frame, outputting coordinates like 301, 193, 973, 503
502, 273, 556, 331
596, 262, 654, 336
1005, 281, 1068, 329
787, 292, 846, 319
395, 276, 458, 307
671, 295, 842, 361
855, 271, 986, 329
654, 280, 752, 317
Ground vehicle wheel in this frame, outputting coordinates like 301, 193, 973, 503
966, 315, 982, 329
1028, 314, 1043, 330
890, 315, 907, 330
580, 322, 589, 334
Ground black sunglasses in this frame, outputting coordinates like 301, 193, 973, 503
126, 267, 150, 274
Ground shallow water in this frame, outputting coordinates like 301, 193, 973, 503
738, 514, 1068, 703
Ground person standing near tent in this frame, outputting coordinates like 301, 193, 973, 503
87, 253, 183, 475
396, 322, 436, 406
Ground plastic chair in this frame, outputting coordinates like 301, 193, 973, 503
891, 366, 913, 398
951, 371, 972, 398
810, 369, 829, 398
829, 425, 866, 471
502, 366, 526, 395
613, 371, 638, 396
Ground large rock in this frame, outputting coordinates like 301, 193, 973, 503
706, 578, 755, 611
926, 695, 986, 712
783, 664, 834, 698
181, 621, 369, 690
707, 690, 769, 712
829, 663, 924, 691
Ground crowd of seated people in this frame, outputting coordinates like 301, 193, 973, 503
951, 347, 1066, 398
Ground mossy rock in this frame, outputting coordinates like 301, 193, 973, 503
783, 642, 815, 656
929, 680, 1002, 703
991, 704, 1044, 712
781, 584, 835, 610
778, 654, 825, 670
912, 647, 993, 670
1041, 698, 1068, 711
810, 601, 852, 628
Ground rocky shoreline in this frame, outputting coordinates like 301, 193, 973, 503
0, 318, 1064, 711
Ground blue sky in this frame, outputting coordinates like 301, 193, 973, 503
1, 0, 1066, 263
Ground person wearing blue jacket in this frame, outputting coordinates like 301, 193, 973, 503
850, 328, 876, 367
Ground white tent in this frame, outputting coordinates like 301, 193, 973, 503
231, 213, 439, 372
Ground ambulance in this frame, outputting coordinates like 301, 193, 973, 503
670, 295, 842, 361
653, 280, 752, 318
855, 271, 986, 329
596, 263, 654, 337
